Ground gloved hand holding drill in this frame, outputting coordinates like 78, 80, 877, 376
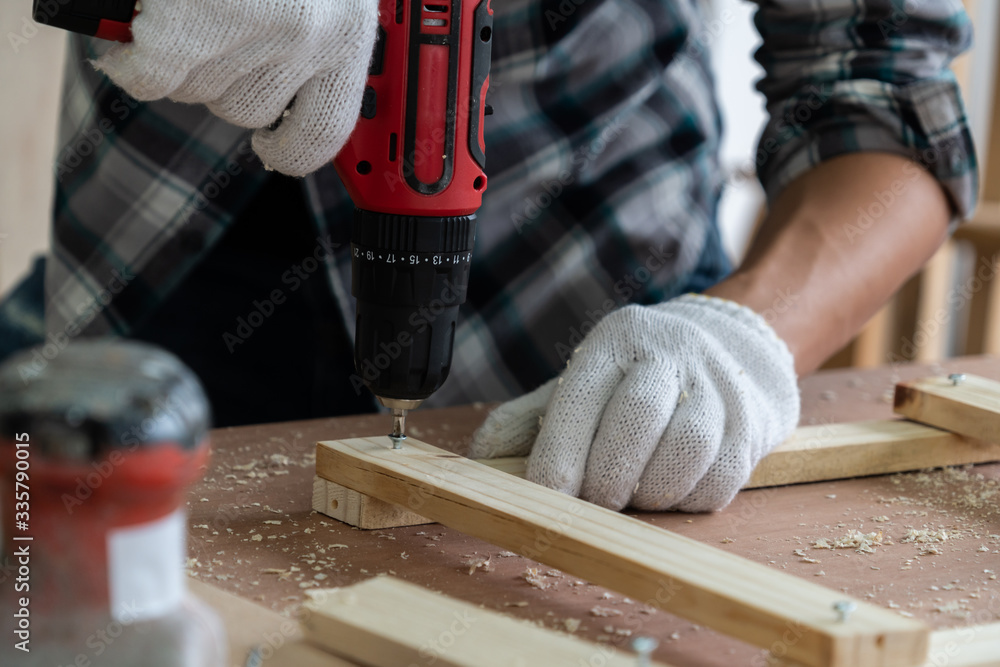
93, 0, 379, 176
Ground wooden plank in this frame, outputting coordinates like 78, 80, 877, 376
312, 456, 527, 529
894, 374, 1000, 443
302, 576, 666, 666
923, 623, 1000, 667
746, 419, 1000, 488
188, 578, 358, 667
312, 475, 433, 529
315, 419, 1000, 530
315, 436, 930, 667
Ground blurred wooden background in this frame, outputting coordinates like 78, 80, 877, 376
0, 2, 64, 293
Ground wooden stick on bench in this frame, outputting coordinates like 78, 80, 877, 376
315, 435, 929, 667
314, 416, 1000, 530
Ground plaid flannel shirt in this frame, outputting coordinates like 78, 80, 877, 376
3, 0, 978, 406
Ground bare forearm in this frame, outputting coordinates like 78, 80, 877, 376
706, 152, 951, 375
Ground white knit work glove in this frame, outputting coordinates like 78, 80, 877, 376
93, 0, 378, 177
470, 295, 800, 512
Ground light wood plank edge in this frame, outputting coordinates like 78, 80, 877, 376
894, 374, 1000, 444
302, 576, 667, 667
314, 418, 1000, 530
924, 622, 1000, 667
312, 475, 433, 529
779, 623, 1000, 667
316, 436, 930, 667
188, 578, 357, 667
311, 456, 526, 529
747, 418, 1000, 488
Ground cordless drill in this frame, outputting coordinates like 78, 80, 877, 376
36, 0, 494, 441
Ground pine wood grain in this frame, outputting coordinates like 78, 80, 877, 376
315, 436, 930, 667
302, 576, 666, 666
894, 375, 1000, 444
314, 418, 1000, 530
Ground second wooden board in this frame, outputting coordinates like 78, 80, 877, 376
894, 374, 1000, 444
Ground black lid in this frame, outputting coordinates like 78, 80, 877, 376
0, 340, 211, 460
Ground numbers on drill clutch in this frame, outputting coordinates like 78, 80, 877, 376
354, 248, 473, 266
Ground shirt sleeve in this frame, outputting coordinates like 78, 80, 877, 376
752, 0, 978, 222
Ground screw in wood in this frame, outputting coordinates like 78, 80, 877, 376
949, 373, 966, 386
632, 636, 659, 666
833, 600, 857, 622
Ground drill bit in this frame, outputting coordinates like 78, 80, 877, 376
389, 407, 407, 449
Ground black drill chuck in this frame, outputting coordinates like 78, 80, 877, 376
351, 210, 476, 402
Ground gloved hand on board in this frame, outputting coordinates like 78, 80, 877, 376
470, 294, 800, 512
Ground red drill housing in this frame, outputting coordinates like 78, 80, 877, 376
335, 0, 493, 216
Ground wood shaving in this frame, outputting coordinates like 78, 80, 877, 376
462, 555, 493, 575
900, 528, 949, 544
250, 534, 263, 542
504, 601, 529, 607
522, 567, 551, 589
812, 530, 883, 554
589, 606, 623, 617
793, 548, 821, 564
563, 618, 581, 633
263, 520, 282, 525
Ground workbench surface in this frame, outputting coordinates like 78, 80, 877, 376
187, 357, 1000, 666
